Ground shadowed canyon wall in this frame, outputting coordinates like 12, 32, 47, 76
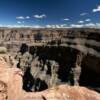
0, 28, 100, 92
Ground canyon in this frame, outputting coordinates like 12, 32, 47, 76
0, 28, 100, 99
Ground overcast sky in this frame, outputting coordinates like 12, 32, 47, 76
0, 0, 100, 28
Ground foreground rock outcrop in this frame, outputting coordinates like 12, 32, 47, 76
0, 57, 100, 100
15, 44, 100, 92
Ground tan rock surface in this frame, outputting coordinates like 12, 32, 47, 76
0, 57, 100, 100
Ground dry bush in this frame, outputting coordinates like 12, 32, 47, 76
0, 47, 7, 54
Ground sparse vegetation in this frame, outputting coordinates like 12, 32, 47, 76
0, 47, 7, 54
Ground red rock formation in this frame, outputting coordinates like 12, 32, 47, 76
0, 57, 100, 100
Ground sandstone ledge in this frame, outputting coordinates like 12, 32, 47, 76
0, 58, 100, 100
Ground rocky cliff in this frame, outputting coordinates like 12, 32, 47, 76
0, 58, 100, 100
0, 28, 100, 98
16, 44, 100, 92
0, 28, 100, 56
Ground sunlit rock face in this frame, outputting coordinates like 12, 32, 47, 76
0, 28, 100, 99
0, 28, 100, 57
0, 81, 7, 100
4, 28, 98, 92
0, 56, 22, 100
0, 58, 100, 100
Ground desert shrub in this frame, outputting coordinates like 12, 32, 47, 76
0, 47, 7, 54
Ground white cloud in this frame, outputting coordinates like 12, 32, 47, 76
60, 24, 67, 27
1, 25, 44, 28
85, 19, 91, 22
63, 18, 70, 21
46, 23, 100, 28
1, 22, 100, 28
70, 24, 84, 28
26, 16, 30, 19
17, 21, 21, 24
93, 6, 100, 12
33, 25, 42, 28
17, 21, 24, 24
70, 22, 100, 28
16, 16, 30, 20
78, 21, 84, 24
51, 25, 56, 28
34, 14, 46, 19
55, 25, 61, 28
95, 23, 100, 28
46, 25, 52, 28
85, 23, 95, 27
0, 24, 3, 27
80, 13, 87, 16
46, 24, 67, 28
46, 25, 58, 28
16, 16, 25, 19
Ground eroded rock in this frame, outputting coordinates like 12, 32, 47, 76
0, 58, 100, 100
